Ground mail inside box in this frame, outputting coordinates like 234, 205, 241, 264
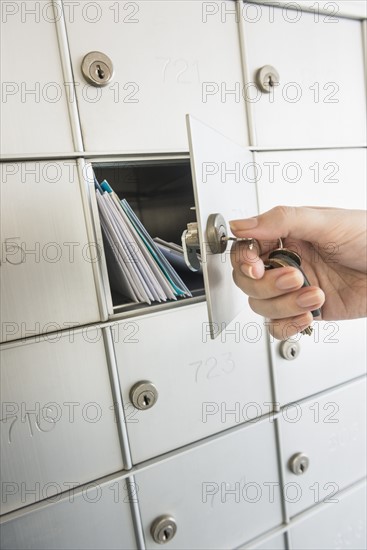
93, 160, 205, 311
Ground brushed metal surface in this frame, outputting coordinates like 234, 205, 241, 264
113, 302, 272, 464
136, 420, 282, 549
187, 115, 258, 338
0, 6, 74, 156
243, 7, 366, 147
0, 160, 101, 343
64, 1, 248, 152
0, 476, 136, 549
0, 330, 124, 514
290, 482, 367, 549
280, 377, 367, 517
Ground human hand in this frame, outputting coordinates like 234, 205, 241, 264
230, 206, 367, 340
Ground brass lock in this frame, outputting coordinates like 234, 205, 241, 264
151, 515, 177, 544
130, 381, 158, 410
81, 51, 114, 87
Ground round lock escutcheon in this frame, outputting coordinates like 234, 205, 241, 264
256, 65, 279, 93
81, 51, 114, 87
279, 340, 301, 361
289, 452, 310, 475
130, 381, 158, 410
206, 213, 228, 254
151, 515, 177, 544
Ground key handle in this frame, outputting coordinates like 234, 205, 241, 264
268, 248, 301, 266
265, 247, 321, 331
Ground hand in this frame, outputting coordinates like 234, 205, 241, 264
230, 206, 367, 340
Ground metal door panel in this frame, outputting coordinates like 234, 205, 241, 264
255, 149, 366, 212
0, 331, 124, 514
113, 302, 272, 463
0, 1, 74, 155
64, 0, 248, 152
280, 378, 366, 517
0, 160, 101, 343
243, 5, 366, 146
0, 477, 136, 549
187, 115, 258, 337
274, 318, 367, 405
290, 482, 366, 549
136, 421, 282, 549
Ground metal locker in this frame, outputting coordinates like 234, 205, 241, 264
289, 482, 367, 549
242, 3, 367, 146
279, 377, 366, 517
63, 0, 249, 152
0, 160, 101, 343
0, 330, 124, 514
0, 476, 137, 549
0, 0, 75, 156
112, 302, 272, 463
135, 420, 283, 549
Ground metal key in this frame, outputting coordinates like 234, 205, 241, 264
222, 236, 257, 250
264, 242, 321, 335
226, 236, 320, 335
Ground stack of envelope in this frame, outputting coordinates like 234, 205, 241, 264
95, 178, 192, 304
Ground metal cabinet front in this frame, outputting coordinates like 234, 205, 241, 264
64, 0, 248, 152
0, 1, 75, 156
290, 482, 366, 549
0, 160, 101, 343
0, 331, 124, 514
273, 317, 367, 405
280, 378, 366, 517
0, 477, 136, 549
135, 420, 282, 549
112, 301, 272, 464
255, 148, 367, 212
242, 3, 366, 147
246, 532, 287, 549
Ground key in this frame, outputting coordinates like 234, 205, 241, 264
264, 245, 321, 336
222, 236, 257, 250
225, 236, 318, 335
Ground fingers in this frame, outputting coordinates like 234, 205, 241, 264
248, 286, 325, 319
267, 312, 314, 340
232, 264, 305, 299
229, 205, 331, 244
230, 242, 265, 280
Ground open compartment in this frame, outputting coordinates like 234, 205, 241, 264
92, 158, 205, 315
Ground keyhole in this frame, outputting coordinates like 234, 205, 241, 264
299, 463, 305, 473
96, 64, 105, 80
143, 395, 151, 407
268, 75, 274, 87
290, 347, 296, 357
163, 529, 171, 541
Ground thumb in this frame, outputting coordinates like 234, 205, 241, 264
229, 206, 333, 243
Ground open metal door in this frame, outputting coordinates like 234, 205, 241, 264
186, 115, 258, 338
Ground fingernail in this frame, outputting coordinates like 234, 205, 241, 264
276, 270, 304, 290
240, 264, 257, 279
229, 217, 258, 231
296, 289, 323, 308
